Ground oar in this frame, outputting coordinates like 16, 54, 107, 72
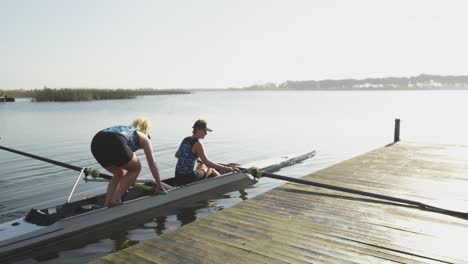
224, 150, 317, 173
0, 145, 155, 192
243, 167, 468, 220
0, 145, 85, 172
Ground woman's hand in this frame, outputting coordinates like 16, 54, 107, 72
224, 166, 240, 173
154, 184, 167, 195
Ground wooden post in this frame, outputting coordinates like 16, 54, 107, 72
394, 119, 400, 142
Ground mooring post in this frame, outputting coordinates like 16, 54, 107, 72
394, 119, 400, 142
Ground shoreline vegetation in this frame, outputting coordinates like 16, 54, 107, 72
0, 88, 189, 102
2, 74, 468, 102
236, 74, 468, 91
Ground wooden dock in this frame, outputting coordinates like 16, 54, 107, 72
92, 141, 468, 263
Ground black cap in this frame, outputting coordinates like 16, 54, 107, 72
192, 119, 213, 132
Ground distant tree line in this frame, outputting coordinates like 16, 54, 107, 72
0, 88, 189, 102
240, 74, 468, 91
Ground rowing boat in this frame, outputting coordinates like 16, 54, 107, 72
0, 172, 256, 258
0, 149, 316, 261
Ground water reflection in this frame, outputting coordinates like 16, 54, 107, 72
110, 230, 139, 252
177, 205, 202, 226
239, 189, 248, 200
154, 215, 167, 235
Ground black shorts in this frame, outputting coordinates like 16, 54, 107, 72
175, 171, 205, 186
91, 131, 134, 167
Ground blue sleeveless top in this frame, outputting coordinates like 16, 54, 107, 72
175, 136, 199, 175
102, 126, 140, 152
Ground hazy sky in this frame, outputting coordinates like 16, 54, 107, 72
2, 0, 468, 89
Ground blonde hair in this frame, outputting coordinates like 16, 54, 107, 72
132, 118, 151, 135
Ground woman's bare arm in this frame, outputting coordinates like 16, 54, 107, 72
138, 131, 165, 190
193, 141, 236, 173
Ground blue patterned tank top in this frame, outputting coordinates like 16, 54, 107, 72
102, 126, 140, 152
175, 136, 199, 175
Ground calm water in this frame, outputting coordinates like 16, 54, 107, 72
1, 90, 468, 263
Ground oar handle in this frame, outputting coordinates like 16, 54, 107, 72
84, 168, 113, 180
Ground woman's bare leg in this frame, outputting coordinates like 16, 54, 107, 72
104, 165, 126, 206
197, 163, 221, 178
195, 163, 208, 178
113, 154, 141, 202
206, 168, 221, 178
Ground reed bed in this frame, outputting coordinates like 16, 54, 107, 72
0, 88, 189, 102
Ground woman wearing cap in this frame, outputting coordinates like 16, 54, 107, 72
91, 117, 166, 207
174, 119, 239, 186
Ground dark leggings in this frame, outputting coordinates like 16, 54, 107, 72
91, 131, 134, 167
175, 171, 205, 186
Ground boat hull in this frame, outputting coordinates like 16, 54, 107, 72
0, 172, 256, 259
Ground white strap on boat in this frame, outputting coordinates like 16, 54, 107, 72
67, 167, 86, 203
